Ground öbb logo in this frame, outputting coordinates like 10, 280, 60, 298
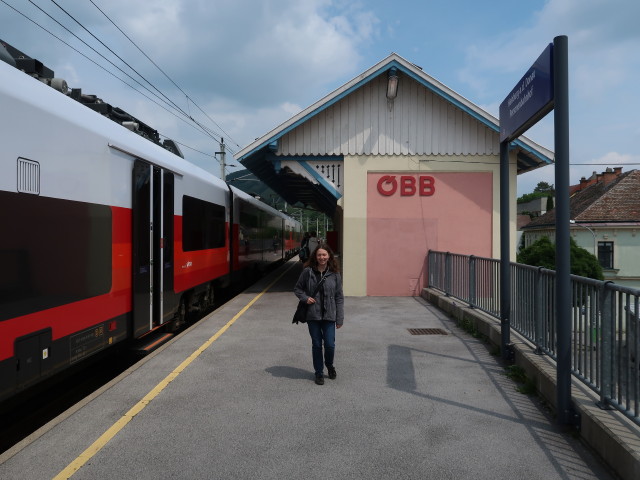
377, 175, 436, 196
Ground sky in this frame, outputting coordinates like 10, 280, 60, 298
1, 0, 639, 196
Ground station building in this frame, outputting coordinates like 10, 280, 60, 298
237, 53, 553, 296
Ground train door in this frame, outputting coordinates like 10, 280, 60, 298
132, 160, 174, 338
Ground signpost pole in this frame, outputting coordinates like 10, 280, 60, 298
499, 141, 511, 361
499, 35, 576, 425
553, 34, 575, 425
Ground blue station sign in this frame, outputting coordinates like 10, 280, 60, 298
499, 43, 554, 142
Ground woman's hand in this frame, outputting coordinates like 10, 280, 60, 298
306, 297, 316, 304
336, 324, 343, 329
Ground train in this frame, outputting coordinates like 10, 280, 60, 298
0, 40, 302, 402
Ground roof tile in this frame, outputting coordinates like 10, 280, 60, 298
524, 169, 640, 228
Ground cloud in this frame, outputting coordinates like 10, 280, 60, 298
458, 0, 640, 100
87, 0, 380, 107
536, 0, 640, 47
0, 0, 380, 172
458, 0, 640, 195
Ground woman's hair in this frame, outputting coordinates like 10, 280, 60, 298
305, 243, 340, 273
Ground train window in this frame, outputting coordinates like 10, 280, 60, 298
0, 191, 112, 321
239, 210, 259, 228
182, 195, 225, 251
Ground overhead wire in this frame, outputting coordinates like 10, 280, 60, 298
569, 162, 640, 166
2, 0, 241, 168
417, 158, 640, 167
1, 0, 227, 148
87, 0, 241, 150
25, 0, 192, 126
47, 0, 224, 145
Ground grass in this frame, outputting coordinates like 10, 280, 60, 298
504, 365, 537, 395
459, 316, 482, 339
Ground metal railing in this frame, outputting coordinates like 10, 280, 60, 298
428, 250, 640, 426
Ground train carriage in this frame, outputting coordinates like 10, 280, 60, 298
0, 44, 301, 402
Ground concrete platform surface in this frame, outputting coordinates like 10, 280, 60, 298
0, 260, 616, 479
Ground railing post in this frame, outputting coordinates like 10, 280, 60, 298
445, 252, 452, 297
534, 267, 544, 354
598, 281, 614, 409
469, 256, 476, 308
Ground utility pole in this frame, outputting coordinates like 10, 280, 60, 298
216, 138, 226, 181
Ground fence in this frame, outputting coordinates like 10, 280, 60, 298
427, 250, 640, 426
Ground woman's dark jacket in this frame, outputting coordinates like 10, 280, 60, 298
294, 267, 344, 325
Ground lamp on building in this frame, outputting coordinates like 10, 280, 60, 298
386, 67, 398, 100
569, 219, 597, 256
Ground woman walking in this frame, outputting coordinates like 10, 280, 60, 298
294, 244, 344, 385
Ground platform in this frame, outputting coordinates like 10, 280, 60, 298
0, 260, 615, 479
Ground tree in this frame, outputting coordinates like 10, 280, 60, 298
534, 181, 554, 193
546, 195, 554, 211
517, 236, 604, 280
518, 181, 556, 204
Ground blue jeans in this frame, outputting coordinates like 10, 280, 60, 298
307, 320, 336, 376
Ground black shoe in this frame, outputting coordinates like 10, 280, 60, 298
328, 366, 337, 380
315, 374, 324, 385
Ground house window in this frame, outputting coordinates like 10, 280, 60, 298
598, 241, 614, 269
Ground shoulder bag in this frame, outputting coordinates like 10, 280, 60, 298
292, 273, 328, 324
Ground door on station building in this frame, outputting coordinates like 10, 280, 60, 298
132, 160, 174, 338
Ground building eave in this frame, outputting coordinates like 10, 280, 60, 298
237, 53, 553, 172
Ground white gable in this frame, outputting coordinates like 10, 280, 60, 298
277, 73, 499, 157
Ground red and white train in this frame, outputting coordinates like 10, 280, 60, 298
0, 41, 302, 402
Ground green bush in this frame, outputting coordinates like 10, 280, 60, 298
517, 236, 604, 280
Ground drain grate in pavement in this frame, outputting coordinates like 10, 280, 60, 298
408, 328, 448, 335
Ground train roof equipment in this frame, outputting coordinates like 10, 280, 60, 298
0, 38, 183, 158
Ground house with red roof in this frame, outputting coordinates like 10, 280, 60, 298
522, 168, 640, 289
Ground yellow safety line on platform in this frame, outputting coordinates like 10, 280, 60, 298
54, 262, 298, 480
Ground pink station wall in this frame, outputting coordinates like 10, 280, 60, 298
366, 172, 493, 296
